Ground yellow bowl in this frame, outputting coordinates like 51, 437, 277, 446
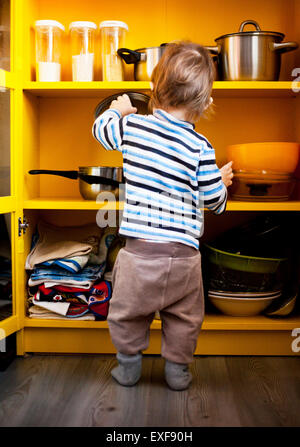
227, 142, 299, 174
208, 295, 277, 316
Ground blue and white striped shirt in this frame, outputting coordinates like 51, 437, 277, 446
92, 108, 227, 249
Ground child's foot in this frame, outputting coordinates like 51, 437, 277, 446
111, 352, 142, 386
164, 360, 192, 391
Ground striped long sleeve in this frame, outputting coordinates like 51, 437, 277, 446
197, 143, 228, 215
92, 109, 127, 152
92, 108, 228, 249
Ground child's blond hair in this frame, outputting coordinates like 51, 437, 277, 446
150, 41, 215, 123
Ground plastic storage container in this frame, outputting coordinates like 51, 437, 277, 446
35, 20, 65, 81
100, 20, 128, 81
69, 21, 96, 82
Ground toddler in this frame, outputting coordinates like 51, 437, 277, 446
92, 41, 233, 390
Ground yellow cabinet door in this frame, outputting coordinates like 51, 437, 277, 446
0, 0, 24, 345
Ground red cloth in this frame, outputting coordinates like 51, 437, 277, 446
88, 281, 111, 320
53, 284, 92, 293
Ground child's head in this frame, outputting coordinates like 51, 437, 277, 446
150, 41, 215, 123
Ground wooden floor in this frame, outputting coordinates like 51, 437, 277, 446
0, 354, 300, 427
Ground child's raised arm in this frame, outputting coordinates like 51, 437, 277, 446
92, 94, 137, 151
197, 143, 229, 215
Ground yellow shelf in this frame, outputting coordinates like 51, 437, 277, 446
213, 81, 300, 97
22, 81, 300, 98
23, 81, 151, 97
24, 313, 300, 331
23, 198, 300, 211
0, 196, 16, 213
23, 198, 125, 210
226, 200, 300, 211
0, 69, 16, 89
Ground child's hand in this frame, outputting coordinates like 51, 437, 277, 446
109, 94, 137, 117
220, 161, 234, 187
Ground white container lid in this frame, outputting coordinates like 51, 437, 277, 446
99, 20, 128, 31
69, 21, 97, 30
35, 20, 65, 31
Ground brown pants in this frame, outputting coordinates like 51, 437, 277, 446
107, 238, 205, 364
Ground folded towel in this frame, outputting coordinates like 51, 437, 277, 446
31, 300, 90, 318
26, 221, 103, 270
43, 281, 93, 290
32, 299, 70, 316
37, 253, 90, 273
28, 263, 106, 288
28, 305, 95, 320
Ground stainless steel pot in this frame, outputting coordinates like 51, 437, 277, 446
117, 45, 167, 81
29, 167, 123, 200
205, 20, 298, 81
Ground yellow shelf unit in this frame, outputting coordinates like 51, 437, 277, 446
23, 198, 300, 212
1, 0, 300, 356
23, 314, 300, 356
23, 81, 151, 97
0, 69, 15, 89
23, 198, 125, 210
23, 80, 300, 97
24, 314, 300, 331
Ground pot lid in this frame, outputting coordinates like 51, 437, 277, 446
94, 91, 150, 118
215, 20, 284, 41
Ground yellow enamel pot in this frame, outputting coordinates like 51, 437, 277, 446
226, 142, 299, 174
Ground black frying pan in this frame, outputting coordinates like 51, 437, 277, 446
94, 91, 150, 118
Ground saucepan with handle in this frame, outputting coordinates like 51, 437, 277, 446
28, 166, 123, 200
205, 20, 298, 81
117, 44, 168, 81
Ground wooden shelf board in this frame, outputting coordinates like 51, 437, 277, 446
22, 81, 300, 98
23, 198, 300, 211
23, 313, 300, 331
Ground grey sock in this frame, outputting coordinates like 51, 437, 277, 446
164, 360, 192, 391
111, 352, 142, 386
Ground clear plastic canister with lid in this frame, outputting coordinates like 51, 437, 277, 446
100, 20, 128, 81
35, 20, 65, 81
69, 21, 97, 82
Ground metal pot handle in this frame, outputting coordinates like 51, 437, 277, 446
239, 20, 261, 32
272, 41, 299, 53
204, 46, 219, 55
117, 48, 141, 64
29, 169, 78, 180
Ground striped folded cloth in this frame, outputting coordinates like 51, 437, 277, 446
28, 263, 106, 288
37, 253, 90, 273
